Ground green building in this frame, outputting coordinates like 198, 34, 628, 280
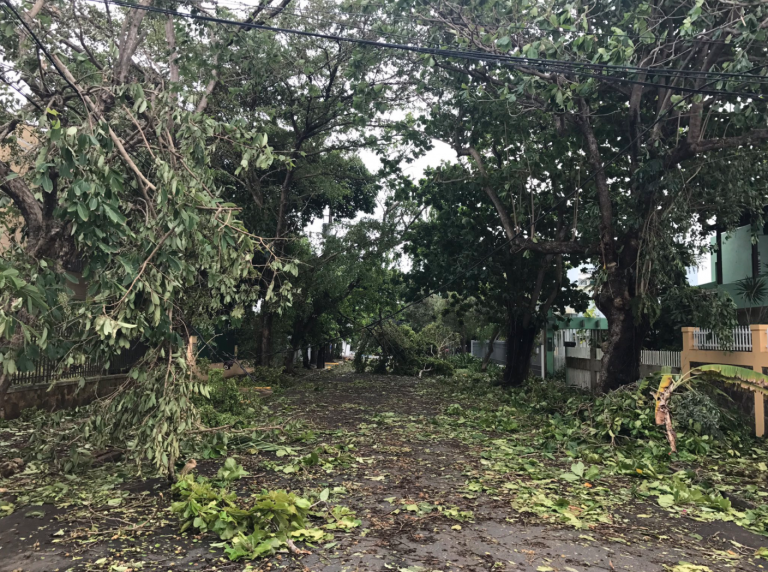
697, 223, 768, 311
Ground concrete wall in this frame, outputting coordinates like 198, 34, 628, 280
2, 375, 126, 420
681, 325, 767, 437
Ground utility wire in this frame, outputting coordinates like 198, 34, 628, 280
207, 0, 763, 48
152, 0, 768, 83
83, 0, 768, 97
2, 0, 80, 95
117, 0, 768, 84
253, 70, 744, 364
3, 0, 766, 366
251, 4, 768, 87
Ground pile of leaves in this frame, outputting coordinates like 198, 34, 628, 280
426, 372, 768, 534
171, 458, 360, 561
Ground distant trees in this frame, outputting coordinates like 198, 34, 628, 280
405, 162, 588, 386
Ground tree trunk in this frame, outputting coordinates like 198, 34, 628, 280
500, 318, 537, 387
595, 273, 648, 392
302, 346, 310, 369
0, 373, 10, 419
481, 325, 501, 372
284, 347, 295, 373
260, 312, 273, 367
318, 345, 326, 369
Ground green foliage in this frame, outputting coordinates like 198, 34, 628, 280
446, 353, 502, 376
353, 322, 455, 376
194, 370, 247, 427
217, 457, 249, 482
244, 367, 284, 387
672, 390, 722, 437
171, 475, 311, 560
647, 287, 737, 350
427, 371, 767, 533
0, 0, 305, 474
170, 457, 358, 561
422, 357, 455, 377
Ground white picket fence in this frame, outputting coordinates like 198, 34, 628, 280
640, 350, 681, 368
693, 326, 752, 351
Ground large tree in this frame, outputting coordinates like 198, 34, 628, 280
386, 0, 768, 390
406, 163, 588, 386
200, 0, 415, 364
0, 0, 293, 472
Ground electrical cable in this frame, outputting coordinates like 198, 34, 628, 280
3, 0, 766, 367
251, 70, 747, 365
156, 0, 768, 84
134, 0, 768, 84
266, 5, 768, 89
2, 0, 81, 96
84, 0, 768, 96
208, 0, 761, 48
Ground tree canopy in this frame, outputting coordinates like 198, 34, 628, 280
3, 0, 768, 474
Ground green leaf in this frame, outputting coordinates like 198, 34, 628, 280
657, 494, 676, 508
693, 364, 768, 394
76, 202, 89, 221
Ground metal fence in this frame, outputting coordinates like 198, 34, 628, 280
470, 340, 506, 365
470, 339, 545, 376
9, 343, 146, 387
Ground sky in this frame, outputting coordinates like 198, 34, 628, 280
304, 139, 455, 236
304, 139, 594, 294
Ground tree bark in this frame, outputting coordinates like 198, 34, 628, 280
500, 318, 537, 387
283, 346, 295, 373
481, 325, 501, 372
259, 312, 273, 367
0, 373, 10, 419
257, 167, 295, 365
595, 285, 648, 392
114, 0, 152, 85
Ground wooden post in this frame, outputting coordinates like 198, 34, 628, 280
751, 324, 768, 437
756, 392, 765, 438
680, 327, 696, 373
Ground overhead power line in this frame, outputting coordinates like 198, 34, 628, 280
3, 0, 766, 367
81, 0, 768, 98
210, 0, 767, 49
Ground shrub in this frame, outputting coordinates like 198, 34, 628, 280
672, 389, 722, 437
421, 357, 454, 377
194, 369, 247, 428
240, 366, 283, 387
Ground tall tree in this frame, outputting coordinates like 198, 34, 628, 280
0, 0, 291, 472
406, 164, 588, 386
202, 0, 414, 363
387, 0, 768, 390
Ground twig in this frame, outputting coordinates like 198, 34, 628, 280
113, 228, 174, 309
190, 423, 284, 434
286, 538, 311, 555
